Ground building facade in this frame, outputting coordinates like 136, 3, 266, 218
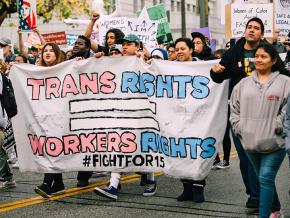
1, 0, 230, 50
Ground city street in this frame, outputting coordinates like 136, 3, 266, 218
1, 152, 289, 218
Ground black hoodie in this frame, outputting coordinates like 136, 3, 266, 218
210, 37, 272, 92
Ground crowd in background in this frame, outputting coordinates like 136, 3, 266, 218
0, 13, 290, 218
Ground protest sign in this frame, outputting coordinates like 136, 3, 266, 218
24, 33, 41, 48
42, 32, 67, 45
275, 0, 290, 36
137, 4, 173, 44
66, 34, 79, 46
17, 0, 37, 31
225, 3, 274, 39
10, 58, 228, 180
127, 17, 158, 51
98, 17, 127, 46
98, 16, 158, 51
191, 27, 211, 40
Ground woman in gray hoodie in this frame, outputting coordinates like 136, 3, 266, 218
230, 43, 290, 218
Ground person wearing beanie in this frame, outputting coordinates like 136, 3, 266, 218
191, 32, 215, 61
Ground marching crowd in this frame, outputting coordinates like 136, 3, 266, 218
0, 14, 290, 218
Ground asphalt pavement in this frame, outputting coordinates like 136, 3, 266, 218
1, 152, 289, 218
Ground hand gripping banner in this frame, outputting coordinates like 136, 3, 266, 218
10, 57, 228, 180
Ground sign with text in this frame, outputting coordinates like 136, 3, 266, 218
42, 32, 67, 45
137, 4, 173, 44
10, 57, 228, 180
225, 3, 274, 39
275, 0, 290, 36
98, 17, 158, 51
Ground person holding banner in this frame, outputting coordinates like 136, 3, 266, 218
173, 37, 206, 203
0, 62, 16, 190
210, 17, 267, 208
94, 34, 157, 200
230, 43, 290, 218
34, 43, 65, 198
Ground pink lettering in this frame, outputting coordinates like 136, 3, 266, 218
62, 74, 80, 97
28, 134, 46, 155
96, 133, 107, 152
121, 132, 137, 153
100, 71, 116, 94
79, 73, 99, 94
45, 77, 61, 99
27, 79, 44, 100
107, 132, 121, 152
45, 137, 63, 157
80, 133, 96, 153
63, 135, 80, 155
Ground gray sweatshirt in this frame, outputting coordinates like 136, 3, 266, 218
230, 71, 290, 153
284, 94, 290, 151
0, 75, 8, 129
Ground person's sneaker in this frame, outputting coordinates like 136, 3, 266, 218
143, 180, 157, 196
246, 197, 259, 208
193, 185, 205, 203
51, 183, 65, 195
140, 174, 147, 186
34, 183, 52, 198
12, 161, 19, 169
94, 186, 118, 200
269, 210, 284, 218
106, 182, 122, 190
212, 160, 220, 169
0, 180, 16, 190
216, 160, 230, 169
77, 179, 89, 187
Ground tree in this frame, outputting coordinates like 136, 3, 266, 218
0, 0, 92, 26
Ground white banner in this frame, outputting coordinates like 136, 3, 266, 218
229, 3, 274, 38
10, 57, 228, 180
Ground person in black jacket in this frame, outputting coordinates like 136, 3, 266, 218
191, 32, 216, 61
210, 17, 265, 209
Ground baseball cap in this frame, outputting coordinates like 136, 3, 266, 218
109, 44, 123, 54
0, 38, 11, 46
120, 34, 141, 45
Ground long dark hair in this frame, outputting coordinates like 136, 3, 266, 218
104, 28, 125, 48
41, 43, 62, 67
255, 43, 289, 76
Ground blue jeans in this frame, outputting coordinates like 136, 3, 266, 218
246, 149, 285, 218
231, 129, 260, 200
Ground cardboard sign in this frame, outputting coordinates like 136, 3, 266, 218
137, 4, 173, 44
42, 32, 67, 45
275, 0, 290, 36
24, 33, 41, 48
225, 3, 274, 39
17, 0, 37, 32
